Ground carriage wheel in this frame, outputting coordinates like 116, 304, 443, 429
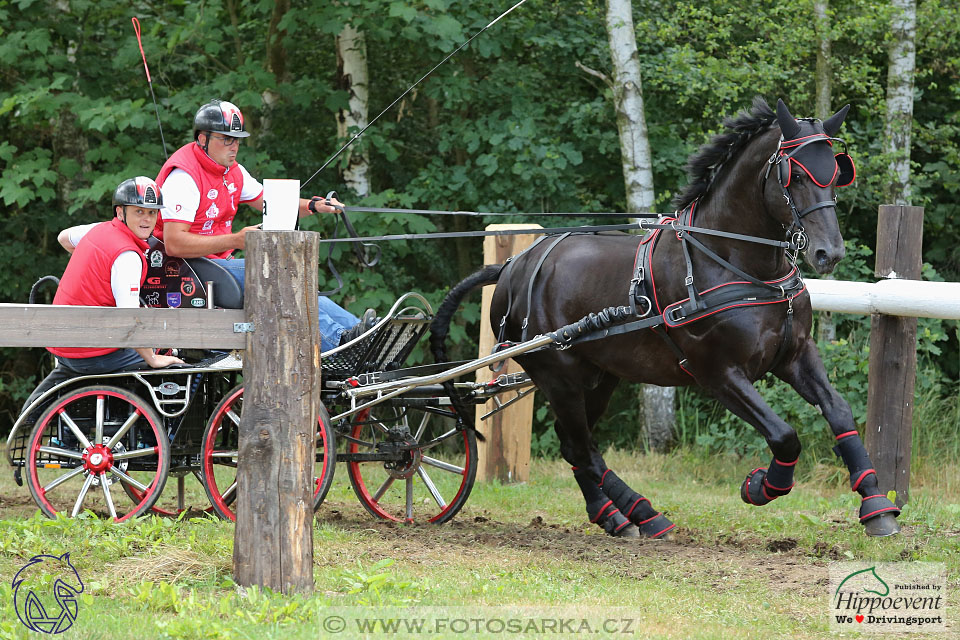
25, 385, 169, 522
346, 406, 477, 524
201, 385, 336, 521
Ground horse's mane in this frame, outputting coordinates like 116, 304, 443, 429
671, 96, 777, 211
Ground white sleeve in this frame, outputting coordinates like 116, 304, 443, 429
67, 223, 99, 248
160, 169, 202, 224
237, 164, 264, 202
111, 251, 145, 308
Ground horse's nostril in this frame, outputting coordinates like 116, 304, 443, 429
816, 249, 829, 265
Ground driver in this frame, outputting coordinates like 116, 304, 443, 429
48, 177, 185, 374
155, 99, 375, 350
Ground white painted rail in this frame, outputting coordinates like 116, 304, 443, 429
806, 278, 960, 320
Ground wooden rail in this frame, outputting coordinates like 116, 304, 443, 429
0, 305, 245, 349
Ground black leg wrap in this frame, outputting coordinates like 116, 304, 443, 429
599, 470, 675, 538
740, 456, 796, 507
833, 431, 880, 493
574, 469, 637, 537
859, 494, 900, 523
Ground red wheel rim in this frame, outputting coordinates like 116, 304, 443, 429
202, 387, 333, 521
347, 417, 471, 523
27, 389, 165, 522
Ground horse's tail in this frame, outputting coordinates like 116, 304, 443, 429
429, 264, 504, 364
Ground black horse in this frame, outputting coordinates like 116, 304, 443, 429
431, 97, 901, 537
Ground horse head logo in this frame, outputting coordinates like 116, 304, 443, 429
835, 566, 890, 597
12, 552, 84, 634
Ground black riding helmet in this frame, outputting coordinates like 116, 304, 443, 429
112, 177, 164, 212
193, 99, 251, 142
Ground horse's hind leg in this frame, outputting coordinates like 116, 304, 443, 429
583, 374, 675, 538
774, 339, 900, 536
545, 368, 673, 538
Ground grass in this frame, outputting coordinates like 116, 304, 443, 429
0, 447, 957, 640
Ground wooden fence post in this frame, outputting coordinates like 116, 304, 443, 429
475, 224, 541, 484
233, 230, 321, 594
865, 205, 923, 507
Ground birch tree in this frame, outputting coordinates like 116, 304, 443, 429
814, 0, 837, 342
884, 0, 917, 205
580, 0, 674, 450
336, 23, 370, 198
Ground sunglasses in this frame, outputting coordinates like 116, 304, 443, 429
208, 133, 241, 148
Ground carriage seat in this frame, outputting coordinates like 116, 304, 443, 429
184, 258, 244, 310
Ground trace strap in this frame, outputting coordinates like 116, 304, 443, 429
341, 205, 661, 219
314, 223, 644, 245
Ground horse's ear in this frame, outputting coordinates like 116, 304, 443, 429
776, 99, 801, 139
823, 104, 851, 136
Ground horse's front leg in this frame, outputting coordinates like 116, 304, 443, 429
703, 370, 804, 508
774, 339, 900, 536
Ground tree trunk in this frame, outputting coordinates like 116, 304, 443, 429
261, 0, 289, 140
604, 0, 674, 450
335, 23, 370, 198
883, 0, 916, 205
814, 0, 837, 343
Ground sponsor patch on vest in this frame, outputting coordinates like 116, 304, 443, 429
226, 182, 237, 193
167, 292, 181, 308
202, 220, 214, 231
150, 250, 163, 268
191, 298, 206, 307
205, 203, 219, 219
181, 278, 195, 296
207, 189, 218, 200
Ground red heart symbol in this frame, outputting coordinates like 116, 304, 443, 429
856, 615, 864, 623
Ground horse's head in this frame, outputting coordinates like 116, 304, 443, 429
765, 99, 856, 274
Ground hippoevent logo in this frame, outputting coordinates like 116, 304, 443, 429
12, 553, 84, 634
829, 562, 945, 633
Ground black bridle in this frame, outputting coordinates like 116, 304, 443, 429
764, 131, 853, 259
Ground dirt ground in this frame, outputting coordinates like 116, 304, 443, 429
315, 504, 840, 598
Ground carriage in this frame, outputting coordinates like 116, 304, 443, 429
5, 239, 533, 524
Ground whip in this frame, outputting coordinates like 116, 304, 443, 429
132, 17, 169, 160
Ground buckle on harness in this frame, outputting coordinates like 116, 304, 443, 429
684, 275, 694, 287
635, 295, 652, 318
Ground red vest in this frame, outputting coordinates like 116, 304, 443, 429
155, 142, 250, 259
48, 218, 149, 359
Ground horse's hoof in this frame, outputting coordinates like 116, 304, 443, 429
614, 523, 641, 538
636, 513, 676, 539
863, 512, 900, 537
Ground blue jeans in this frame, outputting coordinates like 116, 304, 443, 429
213, 258, 359, 352
57, 348, 146, 375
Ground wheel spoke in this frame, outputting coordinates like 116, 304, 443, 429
111, 466, 148, 493
405, 477, 414, 521
105, 411, 140, 449
113, 446, 160, 461
372, 475, 395, 502
225, 409, 240, 426
42, 467, 85, 493
221, 481, 238, 500
421, 455, 464, 475
99, 472, 117, 520
416, 466, 447, 509
59, 412, 92, 450
37, 446, 84, 461
413, 411, 431, 441
71, 473, 95, 517
95, 396, 105, 444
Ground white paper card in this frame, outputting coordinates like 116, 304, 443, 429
261, 179, 300, 231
